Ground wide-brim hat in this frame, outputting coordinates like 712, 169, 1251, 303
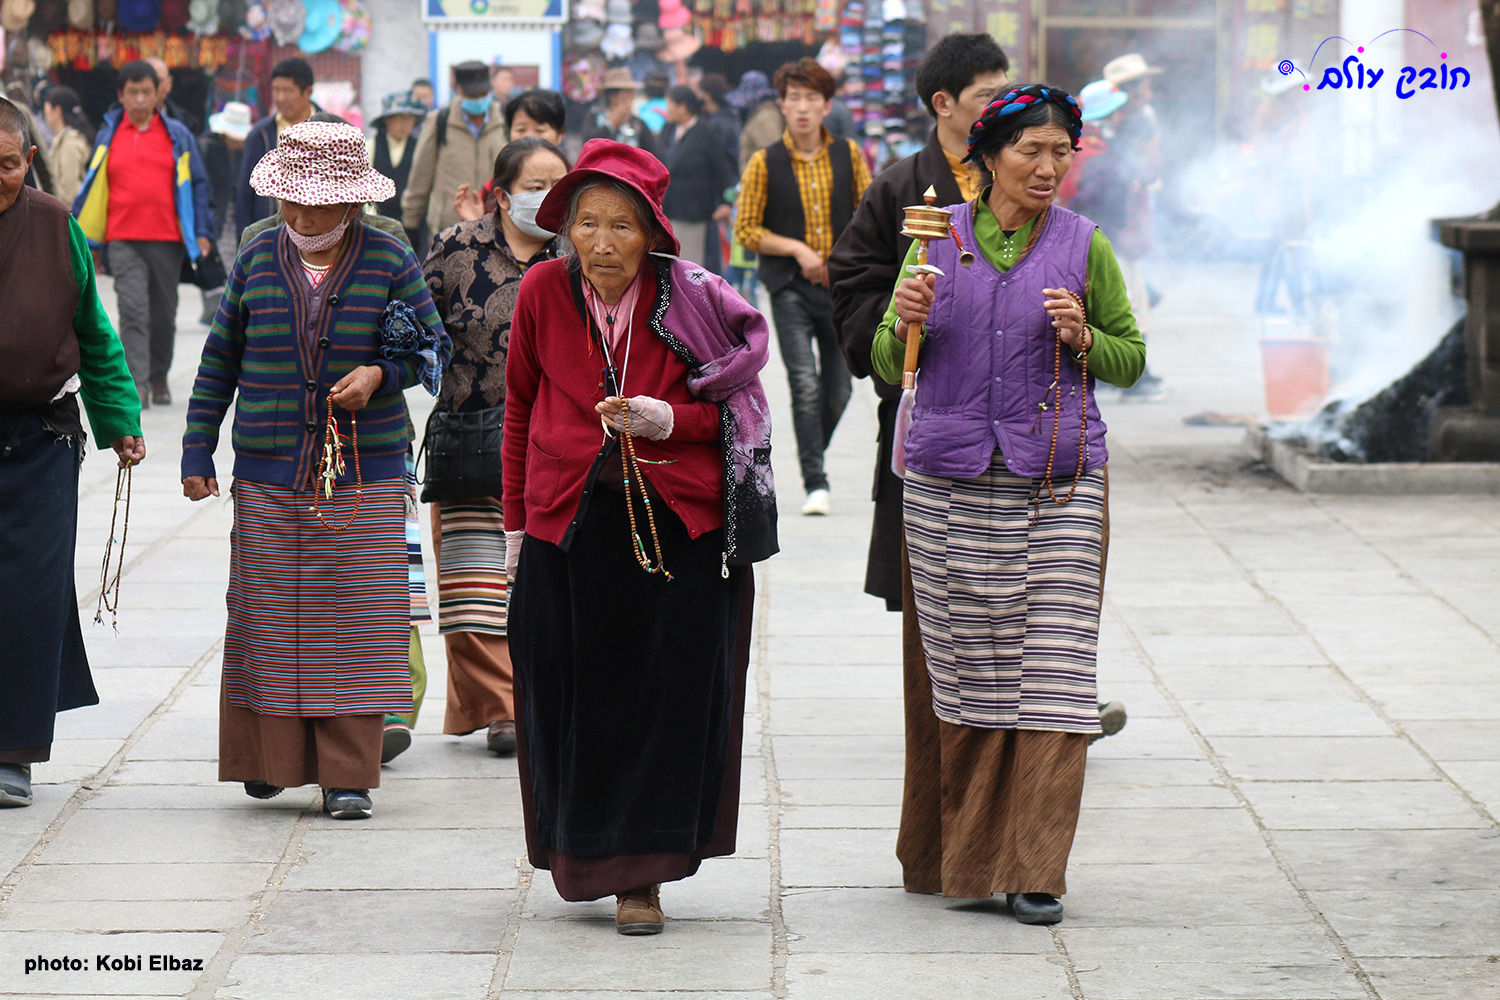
267, 0, 304, 44
725, 69, 774, 109
538, 138, 679, 256
634, 21, 663, 50
1078, 79, 1126, 122
1102, 52, 1161, 85
569, 16, 603, 48
209, 100, 253, 138
250, 120, 395, 206
299, 0, 340, 52
659, 25, 698, 62
600, 66, 641, 91
0, 0, 34, 32
67, 0, 93, 30
376, 90, 427, 121
116, 0, 160, 31
187, 0, 219, 33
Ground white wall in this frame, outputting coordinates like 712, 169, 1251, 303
361, 0, 432, 124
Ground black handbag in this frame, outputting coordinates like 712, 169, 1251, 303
179, 247, 229, 290
418, 405, 505, 503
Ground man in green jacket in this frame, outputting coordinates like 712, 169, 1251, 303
0, 97, 145, 808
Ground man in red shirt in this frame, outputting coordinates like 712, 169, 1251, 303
92, 62, 213, 406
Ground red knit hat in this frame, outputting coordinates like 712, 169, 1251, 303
537, 138, 679, 256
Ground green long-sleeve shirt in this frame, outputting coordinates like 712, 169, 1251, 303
871, 193, 1146, 389
67, 215, 141, 446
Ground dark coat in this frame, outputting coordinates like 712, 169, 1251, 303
827, 128, 966, 608
234, 107, 320, 242
661, 120, 736, 222
234, 114, 278, 242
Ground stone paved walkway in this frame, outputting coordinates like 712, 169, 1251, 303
1, 264, 1497, 999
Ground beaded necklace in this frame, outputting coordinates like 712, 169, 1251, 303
94, 460, 133, 631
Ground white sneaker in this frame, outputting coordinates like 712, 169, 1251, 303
801, 489, 830, 516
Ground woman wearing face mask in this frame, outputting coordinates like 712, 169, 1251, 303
180, 122, 450, 821
420, 137, 568, 757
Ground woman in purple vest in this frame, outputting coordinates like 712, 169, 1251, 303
869, 84, 1145, 925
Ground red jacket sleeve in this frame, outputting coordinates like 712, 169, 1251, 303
669, 400, 721, 442
503, 271, 541, 532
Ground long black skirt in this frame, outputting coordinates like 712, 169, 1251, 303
511, 488, 751, 901
0, 411, 96, 763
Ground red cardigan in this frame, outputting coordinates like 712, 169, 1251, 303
503, 258, 724, 546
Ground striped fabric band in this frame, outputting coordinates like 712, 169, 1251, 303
404, 467, 431, 623
435, 499, 508, 635
904, 455, 1105, 734
224, 478, 416, 717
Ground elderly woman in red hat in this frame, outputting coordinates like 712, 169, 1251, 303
503, 138, 778, 935
181, 121, 449, 821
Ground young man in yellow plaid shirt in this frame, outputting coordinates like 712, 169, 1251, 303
735, 58, 871, 516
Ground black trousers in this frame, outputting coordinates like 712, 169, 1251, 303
0, 411, 96, 762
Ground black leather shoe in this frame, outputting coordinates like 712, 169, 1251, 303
1007, 892, 1064, 925
243, 780, 283, 799
322, 788, 373, 819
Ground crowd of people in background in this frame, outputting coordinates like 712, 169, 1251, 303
2, 35, 1175, 935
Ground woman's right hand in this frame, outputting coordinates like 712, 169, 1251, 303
182, 476, 219, 501
453, 184, 485, 223
894, 273, 937, 341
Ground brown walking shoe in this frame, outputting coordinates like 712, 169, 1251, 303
615, 884, 664, 935
150, 380, 171, 405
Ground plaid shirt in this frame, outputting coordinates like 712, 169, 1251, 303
735, 128, 871, 259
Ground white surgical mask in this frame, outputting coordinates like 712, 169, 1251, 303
506, 189, 555, 240
286, 206, 356, 254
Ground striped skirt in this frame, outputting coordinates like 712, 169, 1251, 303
224, 479, 415, 717
434, 498, 508, 634
903, 454, 1105, 734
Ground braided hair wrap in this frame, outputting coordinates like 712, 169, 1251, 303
963, 83, 1083, 164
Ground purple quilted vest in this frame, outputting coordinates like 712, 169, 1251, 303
904, 203, 1108, 480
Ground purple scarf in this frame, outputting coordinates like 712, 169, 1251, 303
653, 256, 777, 564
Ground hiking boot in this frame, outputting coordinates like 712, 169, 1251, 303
615, 884, 664, 935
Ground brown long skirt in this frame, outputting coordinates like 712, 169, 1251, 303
218, 682, 383, 789
429, 502, 515, 735
894, 469, 1108, 898
442, 632, 515, 735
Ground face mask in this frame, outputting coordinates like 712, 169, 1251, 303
286, 206, 356, 254
505, 189, 555, 240
460, 96, 490, 116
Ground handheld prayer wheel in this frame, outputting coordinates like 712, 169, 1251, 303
899, 186, 953, 390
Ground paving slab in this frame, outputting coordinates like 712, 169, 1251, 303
216, 953, 495, 1000
241, 889, 511, 953
282, 829, 524, 890
784, 952, 1072, 1000
504, 919, 772, 992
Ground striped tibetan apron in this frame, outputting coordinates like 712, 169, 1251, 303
224, 479, 415, 717
903, 454, 1105, 734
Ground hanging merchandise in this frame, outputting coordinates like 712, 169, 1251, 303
266, 0, 303, 45
1, 0, 33, 34
569, 16, 603, 47
634, 21, 662, 51
240, 1, 270, 37
218, 0, 246, 30
28, 34, 52, 68
186, 0, 217, 33
66, 0, 92, 30
115, 0, 156, 30
332, 0, 368, 53
298, 0, 340, 53
159, 0, 189, 32
31, 0, 68, 35
561, 46, 605, 103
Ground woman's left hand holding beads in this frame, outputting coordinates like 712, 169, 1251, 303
1043, 287, 1091, 354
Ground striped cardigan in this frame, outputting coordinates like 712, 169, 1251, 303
182, 221, 447, 488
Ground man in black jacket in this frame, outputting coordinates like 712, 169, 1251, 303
828, 33, 1008, 609
234, 58, 316, 243
661, 86, 735, 272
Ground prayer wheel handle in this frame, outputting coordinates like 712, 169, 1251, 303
899, 187, 953, 391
